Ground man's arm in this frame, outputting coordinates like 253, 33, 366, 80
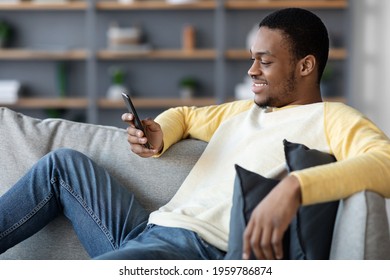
152, 99, 253, 155
122, 99, 253, 158
293, 102, 390, 204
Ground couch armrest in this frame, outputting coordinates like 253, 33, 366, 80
330, 191, 390, 259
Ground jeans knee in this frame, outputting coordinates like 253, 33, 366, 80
50, 148, 84, 159
48, 148, 90, 167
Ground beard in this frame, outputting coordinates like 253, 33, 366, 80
254, 71, 297, 108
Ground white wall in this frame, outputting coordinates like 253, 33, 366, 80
348, 0, 390, 136
348, 0, 390, 220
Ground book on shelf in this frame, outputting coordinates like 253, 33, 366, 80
0, 80, 20, 104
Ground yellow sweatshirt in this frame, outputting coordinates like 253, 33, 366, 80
148, 100, 390, 251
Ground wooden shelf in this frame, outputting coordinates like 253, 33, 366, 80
226, 0, 348, 9
2, 98, 88, 109
99, 97, 218, 109
96, 0, 216, 10
0, 49, 88, 60
97, 49, 216, 60
225, 48, 347, 60
1, 97, 218, 110
0, 1, 87, 10
329, 48, 348, 60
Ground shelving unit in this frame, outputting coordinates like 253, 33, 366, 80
0, 49, 88, 60
225, 0, 347, 9
0, 1, 87, 10
98, 97, 218, 109
97, 49, 216, 60
0, 0, 349, 125
4, 96, 216, 109
96, 1, 216, 10
7, 97, 88, 109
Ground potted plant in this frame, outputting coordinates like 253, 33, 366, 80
106, 67, 129, 100
0, 20, 11, 48
179, 76, 198, 99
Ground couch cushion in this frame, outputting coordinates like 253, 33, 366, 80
225, 140, 339, 260
0, 107, 206, 259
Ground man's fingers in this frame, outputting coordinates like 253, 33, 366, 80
122, 113, 134, 123
127, 134, 147, 146
272, 229, 284, 260
244, 226, 283, 260
129, 143, 156, 157
242, 222, 254, 260
257, 227, 274, 260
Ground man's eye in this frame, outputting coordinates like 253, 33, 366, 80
250, 58, 271, 65
260, 61, 271, 65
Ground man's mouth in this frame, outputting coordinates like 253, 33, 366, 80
251, 81, 268, 95
253, 83, 267, 87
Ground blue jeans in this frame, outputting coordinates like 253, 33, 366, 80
0, 148, 225, 260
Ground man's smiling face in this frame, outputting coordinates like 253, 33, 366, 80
248, 27, 300, 108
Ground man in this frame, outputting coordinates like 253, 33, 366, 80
1, 8, 389, 260
123, 8, 390, 260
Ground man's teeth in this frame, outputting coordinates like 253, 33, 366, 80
254, 83, 267, 87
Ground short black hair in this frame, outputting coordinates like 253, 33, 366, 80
259, 8, 329, 83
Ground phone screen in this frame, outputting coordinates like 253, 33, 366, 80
121, 92, 151, 149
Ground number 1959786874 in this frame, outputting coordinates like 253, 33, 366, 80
212, 266, 272, 276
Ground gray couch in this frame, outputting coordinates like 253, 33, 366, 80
0, 107, 389, 260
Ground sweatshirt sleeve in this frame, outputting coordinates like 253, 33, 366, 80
292, 102, 390, 205
154, 99, 253, 155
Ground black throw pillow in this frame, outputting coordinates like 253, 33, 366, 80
224, 140, 339, 260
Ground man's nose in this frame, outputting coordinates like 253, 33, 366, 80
248, 59, 261, 77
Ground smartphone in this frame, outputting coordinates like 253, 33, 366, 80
121, 92, 151, 149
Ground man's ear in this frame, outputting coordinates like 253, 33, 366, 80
299, 55, 316, 77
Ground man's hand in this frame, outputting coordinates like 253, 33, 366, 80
242, 175, 301, 260
122, 113, 164, 158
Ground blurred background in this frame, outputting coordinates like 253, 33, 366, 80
0, 0, 389, 136
348, 0, 390, 136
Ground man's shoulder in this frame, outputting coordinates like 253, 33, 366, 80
324, 101, 364, 117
